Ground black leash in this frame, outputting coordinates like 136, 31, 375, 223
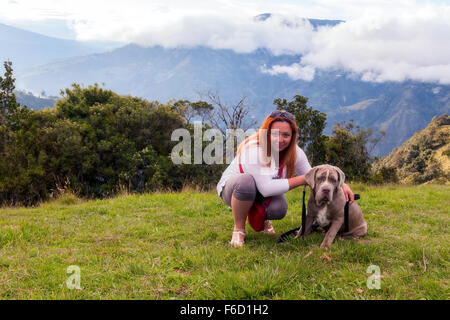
278, 188, 360, 243
301, 185, 306, 236
277, 186, 305, 243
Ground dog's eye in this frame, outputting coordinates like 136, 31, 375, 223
329, 177, 336, 183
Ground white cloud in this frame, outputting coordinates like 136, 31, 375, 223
295, 5, 450, 84
261, 63, 316, 81
114, 13, 317, 55
256, 2, 450, 84
1, 0, 450, 84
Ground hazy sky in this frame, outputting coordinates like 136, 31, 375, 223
2, 0, 450, 84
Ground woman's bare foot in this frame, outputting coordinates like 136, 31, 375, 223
230, 230, 245, 247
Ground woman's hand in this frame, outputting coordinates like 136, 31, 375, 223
288, 174, 307, 190
342, 183, 354, 204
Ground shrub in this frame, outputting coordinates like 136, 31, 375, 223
442, 149, 450, 158
0, 82, 223, 205
370, 166, 399, 184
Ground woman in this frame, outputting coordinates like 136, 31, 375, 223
217, 110, 355, 247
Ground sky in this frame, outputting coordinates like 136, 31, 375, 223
1, 0, 450, 84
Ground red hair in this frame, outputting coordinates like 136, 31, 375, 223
237, 115, 298, 178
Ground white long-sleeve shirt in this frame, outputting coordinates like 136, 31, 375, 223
216, 142, 311, 198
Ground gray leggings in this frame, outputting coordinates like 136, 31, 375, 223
220, 174, 288, 220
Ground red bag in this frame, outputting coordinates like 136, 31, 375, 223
238, 157, 283, 232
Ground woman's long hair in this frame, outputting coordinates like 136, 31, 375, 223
237, 115, 299, 178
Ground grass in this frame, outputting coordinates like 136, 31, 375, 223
0, 184, 448, 300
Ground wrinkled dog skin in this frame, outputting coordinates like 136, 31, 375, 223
295, 165, 367, 248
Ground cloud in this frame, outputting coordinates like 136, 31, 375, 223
260, 63, 316, 81
70, 11, 317, 55
70, 1, 450, 85
262, 5, 450, 84
2, 0, 450, 84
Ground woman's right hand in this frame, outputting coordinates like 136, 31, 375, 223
288, 175, 307, 190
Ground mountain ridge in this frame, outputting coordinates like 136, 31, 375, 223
3, 22, 449, 156
15, 43, 450, 156
0, 22, 121, 71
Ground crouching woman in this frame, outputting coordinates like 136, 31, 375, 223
216, 110, 354, 247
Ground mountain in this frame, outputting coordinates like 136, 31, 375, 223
3, 20, 448, 156
16, 44, 299, 103
373, 115, 449, 184
254, 13, 343, 29
16, 44, 396, 115
15, 43, 450, 155
15, 90, 58, 110
327, 83, 450, 155
0, 22, 121, 71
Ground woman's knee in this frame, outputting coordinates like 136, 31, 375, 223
266, 196, 288, 220
232, 174, 257, 202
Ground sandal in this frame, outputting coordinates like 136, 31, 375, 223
230, 230, 245, 247
263, 220, 275, 234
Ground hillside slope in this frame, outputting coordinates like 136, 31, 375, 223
0, 22, 116, 71
328, 85, 450, 155
374, 114, 450, 184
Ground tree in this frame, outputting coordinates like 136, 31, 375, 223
0, 81, 239, 205
199, 91, 257, 135
1, 61, 28, 161
0, 61, 19, 127
273, 95, 327, 166
325, 120, 385, 181
169, 99, 214, 125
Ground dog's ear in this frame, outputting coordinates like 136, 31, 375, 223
335, 166, 345, 188
304, 167, 319, 190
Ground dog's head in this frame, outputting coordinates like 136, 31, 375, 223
305, 165, 345, 206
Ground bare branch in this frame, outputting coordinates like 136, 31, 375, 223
197, 90, 257, 135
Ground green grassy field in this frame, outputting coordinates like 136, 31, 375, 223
0, 184, 448, 300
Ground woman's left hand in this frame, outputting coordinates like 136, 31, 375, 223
342, 183, 354, 204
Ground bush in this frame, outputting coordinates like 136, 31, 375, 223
0, 82, 223, 205
370, 166, 399, 184
442, 149, 450, 158
324, 120, 380, 182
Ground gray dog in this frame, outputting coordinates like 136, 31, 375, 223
295, 164, 367, 248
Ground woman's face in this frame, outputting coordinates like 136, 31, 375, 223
270, 121, 292, 153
